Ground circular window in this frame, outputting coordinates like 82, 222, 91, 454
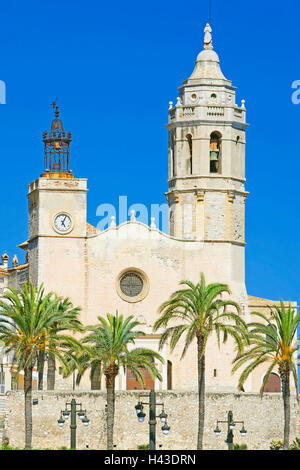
120, 272, 143, 297
116, 268, 149, 303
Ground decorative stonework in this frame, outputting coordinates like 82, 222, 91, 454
196, 190, 205, 202
173, 193, 180, 204
227, 191, 235, 203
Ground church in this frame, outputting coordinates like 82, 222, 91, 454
0, 24, 294, 395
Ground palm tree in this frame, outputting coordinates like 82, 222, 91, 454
0, 282, 83, 449
46, 296, 83, 390
35, 296, 83, 390
74, 312, 164, 450
232, 301, 300, 450
153, 272, 248, 450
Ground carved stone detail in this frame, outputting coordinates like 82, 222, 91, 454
173, 193, 180, 204
227, 191, 235, 203
196, 190, 205, 202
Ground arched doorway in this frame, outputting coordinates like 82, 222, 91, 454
263, 373, 281, 392
126, 368, 154, 390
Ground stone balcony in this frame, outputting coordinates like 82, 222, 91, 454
168, 104, 246, 124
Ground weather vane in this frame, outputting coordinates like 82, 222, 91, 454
50, 98, 58, 109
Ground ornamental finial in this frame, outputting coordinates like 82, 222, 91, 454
204, 23, 213, 50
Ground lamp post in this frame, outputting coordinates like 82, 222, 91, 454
57, 398, 90, 449
135, 389, 170, 450
214, 410, 247, 450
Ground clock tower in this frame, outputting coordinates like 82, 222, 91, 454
27, 105, 88, 309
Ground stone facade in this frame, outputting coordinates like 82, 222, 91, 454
4, 390, 300, 450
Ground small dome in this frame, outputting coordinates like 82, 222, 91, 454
1, 252, 9, 261
189, 49, 226, 81
197, 49, 220, 63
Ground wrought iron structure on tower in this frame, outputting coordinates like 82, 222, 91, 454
42, 103, 72, 174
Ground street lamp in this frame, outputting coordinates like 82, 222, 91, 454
57, 398, 90, 449
135, 402, 143, 416
159, 409, 167, 423
213, 410, 247, 450
57, 414, 65, 428
161, 423, 170, 435
135, 389, 170, 450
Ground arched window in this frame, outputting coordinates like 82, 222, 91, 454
186, 134, 193, 175
11, 371, 19, 391
167, 361, 172, 390
210, 131, 222, 174
170, 131, 176, 177
91, 365, 101, 390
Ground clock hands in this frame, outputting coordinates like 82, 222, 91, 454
54, 214, 71, 232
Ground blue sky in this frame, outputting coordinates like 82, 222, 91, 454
0, 0, 299, 309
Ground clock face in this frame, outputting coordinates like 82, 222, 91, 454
54, 213, 72, 233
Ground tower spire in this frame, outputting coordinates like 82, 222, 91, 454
42, 103, 73, 177
208, 0, 212, 25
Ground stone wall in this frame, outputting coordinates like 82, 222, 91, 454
4, 390, 300, 450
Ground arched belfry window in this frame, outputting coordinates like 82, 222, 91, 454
186, 134, 193, 175
210, 131, 222, 174
170, 131, 176, 177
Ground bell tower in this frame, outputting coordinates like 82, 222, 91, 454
27, 105, 87, 306
166, 24, 248, 242
42, 103, 72, 175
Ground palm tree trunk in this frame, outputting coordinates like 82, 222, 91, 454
197, 336, 205, 450
24, 366, 33, 450
47, 354, 56, 390
281, 369, 291, 450
105, 365, 118, 450
37, 351, 45, 390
